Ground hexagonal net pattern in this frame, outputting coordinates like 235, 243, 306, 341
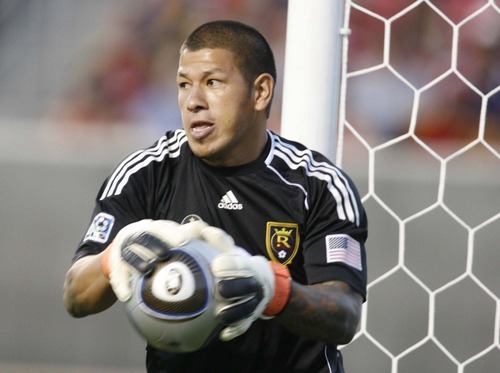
337, 1, 500, 372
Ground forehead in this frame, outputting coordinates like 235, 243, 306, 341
177, 48, 238, 76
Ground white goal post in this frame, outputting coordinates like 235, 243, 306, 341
280, 0, 348, 161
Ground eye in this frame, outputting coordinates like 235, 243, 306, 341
177, 78, 191, 89
207, 79, 221, 87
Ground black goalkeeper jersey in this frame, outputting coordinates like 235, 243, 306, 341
75, 129, 368, 373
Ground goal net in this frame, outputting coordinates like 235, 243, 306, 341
337, 1, 500, 372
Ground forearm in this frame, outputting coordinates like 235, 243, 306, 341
63, 252, 117, 318
276, 281, 362, 345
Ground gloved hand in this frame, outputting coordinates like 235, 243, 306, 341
101, 219, 209, 302
211, 251, 292, 341
101, 218, 292, 342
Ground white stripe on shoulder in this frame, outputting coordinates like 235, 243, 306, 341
265, 132, 309, 209
267, 164, 310, 210
324, 345, 334, 373
100, 130, 187, 200
270, 133, 361, 226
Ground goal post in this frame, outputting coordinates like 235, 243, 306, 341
280, 0, 348, 161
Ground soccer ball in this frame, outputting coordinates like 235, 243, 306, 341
124, 239, 227, 352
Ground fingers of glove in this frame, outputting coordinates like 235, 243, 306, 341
113, 219, 155, 248
211, 254, 274, 303
121, 232, 172, 274
109, 219, 156, 272
212, 254, 274, 286
109, 269, 133, 302
117, 220, 190, 271
217, 277, 262, 300
179, 219, 209, 239
200, 226, 235, 253
109, 242, 158, 302
219, 319, 253, 342
236, 256, 275, 318
107, 238, 137, 302
142, 220, 189, 248
211, 253, 276, 341
216, 292, 262, 325
211, 254, 254, 279
108, 219, 177, 302
215, 277, 263, 324
130, 232, 172, 260
227, 255, 275, 296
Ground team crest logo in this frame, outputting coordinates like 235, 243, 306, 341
181, 214, 203, 225
266, 222, 300, 265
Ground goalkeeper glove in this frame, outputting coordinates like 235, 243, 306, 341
211, 251, 292, 341
101, 219, 209, 302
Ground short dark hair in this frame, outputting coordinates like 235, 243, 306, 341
181, 20, 277, 117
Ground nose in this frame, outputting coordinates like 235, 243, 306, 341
186, 85, 207, 112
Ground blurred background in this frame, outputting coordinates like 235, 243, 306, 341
0, 0, 498, 372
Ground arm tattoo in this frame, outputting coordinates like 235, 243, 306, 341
277, 281, 362, 344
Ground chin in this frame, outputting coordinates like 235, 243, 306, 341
190, 145, 217, 163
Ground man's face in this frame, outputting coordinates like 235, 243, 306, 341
177, 48, 264, 167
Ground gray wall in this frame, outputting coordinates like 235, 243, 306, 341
0, 124, 146, 372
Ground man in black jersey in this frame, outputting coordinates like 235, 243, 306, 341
63, 20, 367, 373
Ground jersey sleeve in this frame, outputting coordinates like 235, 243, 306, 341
302, 166, 368, 301
72, 161, 152, 263
71, 131, 187, 263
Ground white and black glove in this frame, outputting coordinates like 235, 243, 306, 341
211, 250, 275, 341
210, 242, 292, 341
101, 219, 208, 302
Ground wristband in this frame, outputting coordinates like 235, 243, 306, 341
263, 261, 291, 316
101, 245, 111, 279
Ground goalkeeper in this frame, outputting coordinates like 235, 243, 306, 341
63, 20, 367, 373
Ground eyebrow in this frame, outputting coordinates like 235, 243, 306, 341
177, 68, 227, 79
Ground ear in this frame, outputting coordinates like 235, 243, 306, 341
253, 73, 274, 113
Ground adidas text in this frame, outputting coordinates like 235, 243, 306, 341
218, 201, 243, 210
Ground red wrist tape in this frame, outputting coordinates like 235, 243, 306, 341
264, 261, 291, 316
101, 245, 111, 279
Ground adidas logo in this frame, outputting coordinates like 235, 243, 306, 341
218, 190, 243, 210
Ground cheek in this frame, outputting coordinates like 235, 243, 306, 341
222, 93, 252, 121
177, 90, 185, 107
220, 111, 247, 138
180, 111, 190, 130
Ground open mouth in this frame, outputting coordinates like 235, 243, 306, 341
190, 121, 214, 139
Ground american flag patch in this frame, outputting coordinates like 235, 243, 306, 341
325, 234, 362, 271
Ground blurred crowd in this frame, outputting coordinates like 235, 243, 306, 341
47, 0, 287, 139
347, 0, 500, 148
47, 0, 499, 146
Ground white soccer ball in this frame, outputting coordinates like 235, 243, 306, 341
124, 239, 227, 352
